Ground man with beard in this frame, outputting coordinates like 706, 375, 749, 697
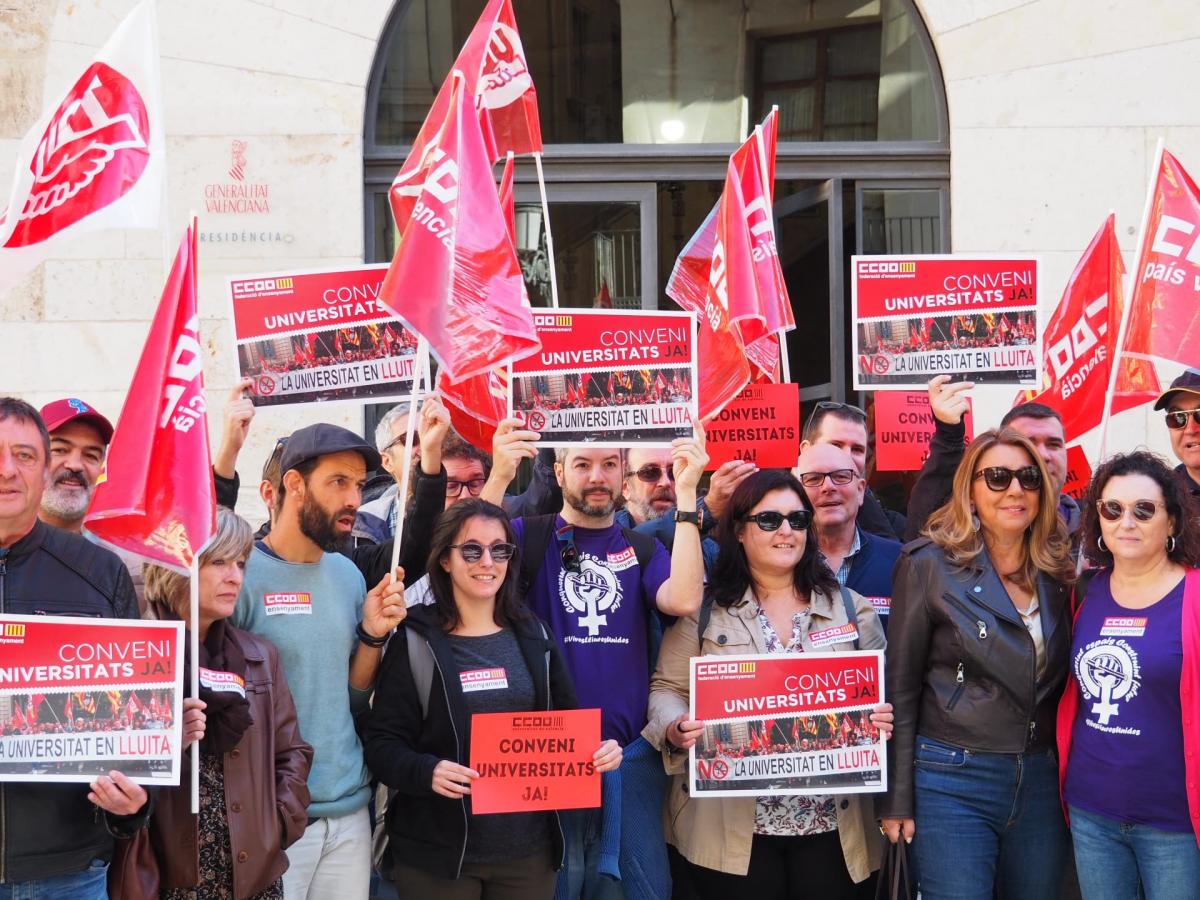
619, 447, 676, 527
485, 435, 707, 899
37, 398, 112, 531
797, 442, 901, 632
230, 423, 407, 899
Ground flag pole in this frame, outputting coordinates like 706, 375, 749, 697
389, 336, 427, 579
1097, 139, 1163, 461
532, 152, 560, 309
189, 559, 200, 814
755, 107, 791, 384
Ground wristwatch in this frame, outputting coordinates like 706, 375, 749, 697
674, 508, 701, 527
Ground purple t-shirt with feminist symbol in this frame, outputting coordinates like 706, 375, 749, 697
513, 515, 671, 745
1064, 570, 1190, 831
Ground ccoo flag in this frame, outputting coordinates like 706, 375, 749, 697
380, 74, 538, 383
1122, 148, 1200, 370
85, 219, 215, 574
1022, 215, 1159, 440
0, 0, 165, 292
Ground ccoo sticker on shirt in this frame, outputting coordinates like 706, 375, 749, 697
866, 596, 891, 614
808, 622, 859, 648
199, 667, 247, 697
460, 668, 509, 692
263, 592, 312, 616
1100, 616, 1147, 638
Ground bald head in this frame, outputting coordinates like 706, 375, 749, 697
796, 443, 865, 533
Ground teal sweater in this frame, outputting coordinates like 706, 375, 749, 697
231, 545, 372, 818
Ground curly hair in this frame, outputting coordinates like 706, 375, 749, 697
924, 427, 1074, 589
1081, 450, 1200, 568
709, 469, 839, 608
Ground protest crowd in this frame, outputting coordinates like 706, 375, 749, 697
3, 3, 1200, 900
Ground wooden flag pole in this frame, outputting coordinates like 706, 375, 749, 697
189, 559, 200, 814
1097, 139, 1163, 462
532, 152, 560, 309
389, 337, 428, 578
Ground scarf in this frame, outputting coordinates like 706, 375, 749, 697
187, 618, 254, 754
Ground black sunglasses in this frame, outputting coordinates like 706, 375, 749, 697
974, 465, 1042, 492
446, 477, 487, 498
798, 468, 856, 488
1165, 408, 1200, 430
556, 524, 581, 574
1097, 499, 1160, 522
743, 510, 811, 532
449, 541, 517, 563
629, 464, 675, 484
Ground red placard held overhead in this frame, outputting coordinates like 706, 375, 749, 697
873, 391, 974, 472
1061, 445, 1093, 502
705, 382, 800, 470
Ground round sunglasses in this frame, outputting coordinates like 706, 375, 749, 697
448, 541, 517, 563
1096, 499, 1160, 522
973, 465, 1042, 492
743, 510, 811, 532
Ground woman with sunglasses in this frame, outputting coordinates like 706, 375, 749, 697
1057, 451, 1200, 898
646, 469, 893, 897
364, 499, 621, 899
880, 428, 1075, 900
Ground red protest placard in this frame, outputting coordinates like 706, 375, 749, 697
852, 255, 1041, 390
689, 652, 885, 798
0, 615, 185, 785
873, 391, 974, 472
704, 382, 800, 470
469, 708, 602, 814
1061, 444, 1092, 501
508, 309, 698, 447
226, 264, 427, 407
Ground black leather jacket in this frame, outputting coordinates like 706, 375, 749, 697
0, 520, 145, 884
878, 537, 1071, 820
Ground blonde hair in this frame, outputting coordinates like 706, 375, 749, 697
144, 508, 253, 619
924, 428, 1074, 589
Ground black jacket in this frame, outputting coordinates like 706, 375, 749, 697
363, 605, 577, 879
0, 521, 146, 883
879, 537, 1071, 820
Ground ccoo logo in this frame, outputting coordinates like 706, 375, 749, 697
478, 23, 534, 109
2, 62, 150, 248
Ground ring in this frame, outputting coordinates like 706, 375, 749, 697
878, 825, 887, 836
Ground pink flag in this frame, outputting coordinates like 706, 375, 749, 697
85, 219, 215, 573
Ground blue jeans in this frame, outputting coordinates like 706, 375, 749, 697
0, 859, 108, 900
558, 806, 625, 900
1069, 805, 1200, 900
911, 735, 1068, 900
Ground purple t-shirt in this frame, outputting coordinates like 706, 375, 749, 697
1064, 570, 1190, 831
512, 515, 671, 745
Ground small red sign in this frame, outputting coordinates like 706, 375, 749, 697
1061, 444, 1092, 501
873, 391, 973, 472
469, 708, 602, 814
704, 382, 800, 470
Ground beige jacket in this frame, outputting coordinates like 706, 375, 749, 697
643, 585, 885, 880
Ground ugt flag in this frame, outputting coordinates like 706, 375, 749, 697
380, 74, 538, 383
0, 0, 164, 292
1122, 148, 1200, 369
1022, 215, 1159, 440
86, 219, 215, 573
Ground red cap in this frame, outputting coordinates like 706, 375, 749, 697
39, 399, 115, 444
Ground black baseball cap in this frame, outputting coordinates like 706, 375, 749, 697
1153, 370, 1200, 410
279, 424, 381, 474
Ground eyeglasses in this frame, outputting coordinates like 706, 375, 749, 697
629, 464, 675, 484
556, 524, 581, 574
1164, 408, 1200, 430
382, 433, 409, 453
974, 465, 1042, 492
803, 400, 867, 438
797, 468, 857, 488
1097, 499, 1160, 522
743, 510, 811, 532
263, 436, 288, 483
449, 541, 516, 563
446, 478, 487, 498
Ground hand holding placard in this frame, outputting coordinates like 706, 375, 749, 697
927, 375, 974, 425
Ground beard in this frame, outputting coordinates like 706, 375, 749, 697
298, 493, 354, 552
627, 487, 675, 523
40, 470, 92, 523
563, 483, 617, 519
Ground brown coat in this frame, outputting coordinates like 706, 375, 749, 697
644, 585, 885, 880
151, 627, 313, 898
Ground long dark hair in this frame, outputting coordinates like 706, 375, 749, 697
1082, 450, 1200, 568
425, 499, 529, 631
709, 469, 838, 608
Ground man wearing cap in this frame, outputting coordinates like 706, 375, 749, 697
37, 398, 114, 533
1154, 370, 1200, 502
0, 398, 148, 897
230, 423, 407, 899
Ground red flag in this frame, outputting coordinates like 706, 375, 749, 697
64, 692, 73, 720
594, 281, 612, 309
85, 220, 215, 573
1024, 215, 1160, 440
1123, 149, 1200, 368
10, 703, 25, 730
382, 75, 538, 383
654, 371, 667, 395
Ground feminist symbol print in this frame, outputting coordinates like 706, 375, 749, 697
1075, 639, 1140, 726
